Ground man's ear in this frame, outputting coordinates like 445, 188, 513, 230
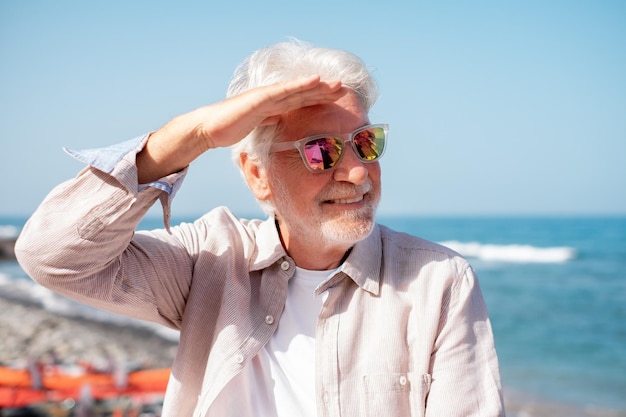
240, 153, 272, 201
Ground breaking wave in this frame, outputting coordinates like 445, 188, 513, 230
439, 241, 576, 263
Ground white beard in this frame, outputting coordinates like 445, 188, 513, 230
268, 172, 379, 248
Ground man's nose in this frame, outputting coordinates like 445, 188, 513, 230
332, 146, 368, 184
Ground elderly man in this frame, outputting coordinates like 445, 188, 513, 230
16, 39, 504, 417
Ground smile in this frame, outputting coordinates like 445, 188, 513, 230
327, 195, 364, 204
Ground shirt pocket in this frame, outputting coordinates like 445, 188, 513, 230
362, 372, 431, 417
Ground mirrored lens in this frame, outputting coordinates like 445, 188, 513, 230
303, 137, 343, 171
353, 127, 385, 161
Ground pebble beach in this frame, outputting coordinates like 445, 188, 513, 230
0, 296, 178, 371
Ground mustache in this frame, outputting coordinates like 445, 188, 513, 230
318, 181, 373, 201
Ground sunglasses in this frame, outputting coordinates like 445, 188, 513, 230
269, 124, 388, 173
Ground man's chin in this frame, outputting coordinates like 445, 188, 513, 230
320, 212, 376, 245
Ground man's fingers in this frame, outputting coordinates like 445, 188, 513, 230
258, 85, 348, 127
195, 77, 347, 147
264, 79, 347, 113
260, 76, 343, 104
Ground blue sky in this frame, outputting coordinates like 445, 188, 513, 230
1, 0, 624, 218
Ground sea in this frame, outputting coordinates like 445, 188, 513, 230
1, 214, 625, 413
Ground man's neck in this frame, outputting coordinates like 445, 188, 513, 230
275, 219, 352, 270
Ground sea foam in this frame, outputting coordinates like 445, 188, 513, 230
439, 241, 576, 263
0, 225, 19, 239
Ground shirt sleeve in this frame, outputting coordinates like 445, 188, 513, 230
15, 135, 192, 329
426, 265, 505, 417
63, 133, 186, 198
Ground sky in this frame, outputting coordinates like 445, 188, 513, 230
1, 0, 625, 218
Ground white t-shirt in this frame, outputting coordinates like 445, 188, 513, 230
208, 267, 334, 417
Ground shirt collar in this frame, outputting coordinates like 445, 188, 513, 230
316, 224, 382, 296
250, 217, 383, 296
249, 215, 288, 271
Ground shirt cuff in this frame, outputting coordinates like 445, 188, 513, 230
63, 133, 187, 199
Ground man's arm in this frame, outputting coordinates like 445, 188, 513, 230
15, 76, 346, 325
137, 76, 346, 183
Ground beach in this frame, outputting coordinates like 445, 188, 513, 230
0, 294, 178, 416
0, 296, 178, 371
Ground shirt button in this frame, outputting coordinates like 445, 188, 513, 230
399, 375, 408, 386
265, 315, 274, 325
235, 354, 244, 364
280, 260, 290, 271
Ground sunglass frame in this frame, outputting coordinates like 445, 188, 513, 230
269, 123, 389, 173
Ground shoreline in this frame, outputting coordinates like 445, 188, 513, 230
0, 295, 178, 371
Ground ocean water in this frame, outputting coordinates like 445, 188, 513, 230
1, 215, 625, 412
